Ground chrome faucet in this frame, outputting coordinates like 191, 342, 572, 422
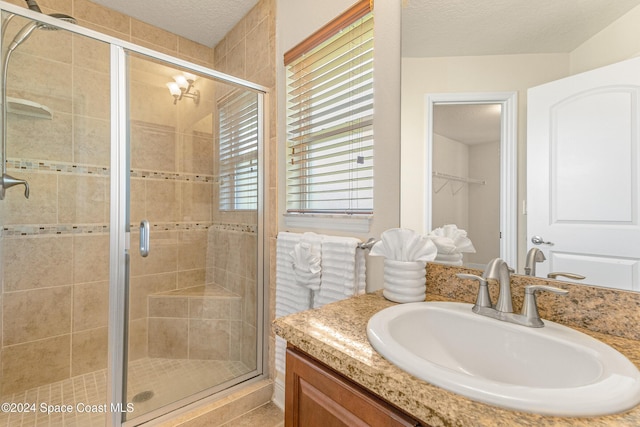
524, 248, 545, 276
482, 258, 513, 313
457, 257, 568, 327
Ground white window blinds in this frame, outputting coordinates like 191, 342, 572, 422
218, 89, 259, 211
285, 10, 374, 214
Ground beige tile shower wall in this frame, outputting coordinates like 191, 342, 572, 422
1, 0, 216, 395
146, 294, 243, 360
3, 0, 216, 66
205, 227, 258, 369
1, 234, 110, 395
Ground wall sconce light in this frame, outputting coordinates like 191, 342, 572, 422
166, 72, 200, 105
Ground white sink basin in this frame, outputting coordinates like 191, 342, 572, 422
367, 301, 640, 416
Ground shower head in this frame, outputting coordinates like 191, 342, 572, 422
25, 0, 42, 13
21, 0, 77, 26
7, 13, 77, 53
38, 13, 77, 29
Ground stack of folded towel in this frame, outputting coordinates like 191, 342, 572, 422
314, 235, 365, 308
275, 231, 366, 376
427, 224, 476, 266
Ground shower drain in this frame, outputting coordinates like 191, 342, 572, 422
132, 390, 155, 403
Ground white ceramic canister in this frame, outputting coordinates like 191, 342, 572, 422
382, 259, 427, 303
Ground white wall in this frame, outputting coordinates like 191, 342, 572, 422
467, 141, 500, 265
277, 0, 401, 291
277, 0, 355, 52
430, 137, 500, 266
570, 4, 640, 74
431, 134, 469, 231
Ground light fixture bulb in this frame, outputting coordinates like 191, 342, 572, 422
183, 72, 197, 83
173, 74, 189, 90
166, 82, 181, 97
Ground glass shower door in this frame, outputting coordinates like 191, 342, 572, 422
123, 51, 262, 421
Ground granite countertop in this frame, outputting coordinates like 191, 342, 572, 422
273, 291, 640, 427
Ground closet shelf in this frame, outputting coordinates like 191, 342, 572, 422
433, 171, 485, 195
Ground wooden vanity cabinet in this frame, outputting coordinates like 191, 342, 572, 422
285, 346, 424, 427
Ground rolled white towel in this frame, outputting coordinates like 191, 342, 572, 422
429, 236, 458, 255
427, 224, 476, 254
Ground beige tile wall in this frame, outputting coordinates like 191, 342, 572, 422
1, 0, 275, 397
205, 227, 258, 368
147, 292, 243, 361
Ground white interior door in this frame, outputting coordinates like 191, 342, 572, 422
527, 56, 640, 291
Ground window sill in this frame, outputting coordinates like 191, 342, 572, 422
283, 213, 372, 233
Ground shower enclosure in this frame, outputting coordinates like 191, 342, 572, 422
0, 3, 266, 426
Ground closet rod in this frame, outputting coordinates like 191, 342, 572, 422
432, 171, 485, 185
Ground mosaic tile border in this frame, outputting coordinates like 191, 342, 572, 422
6, 158, 109, 176
2, 224, 110, 237
6, 158, 218, 183
2, 222, 257, 237
130, 169, 217, 183
209, 223, 257, 234
144, 222, 213, 232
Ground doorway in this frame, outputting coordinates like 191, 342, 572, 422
425, 92, 518, 267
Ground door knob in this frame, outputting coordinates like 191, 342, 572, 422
531, 235, 553, 245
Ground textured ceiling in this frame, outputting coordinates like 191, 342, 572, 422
86, 1, 640, 56
434, 104, 502, 145
407, 0, 640, 143
403, 0, 640, 57
89, 0, 258, 48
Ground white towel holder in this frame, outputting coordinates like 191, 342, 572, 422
358, 237, 377, 250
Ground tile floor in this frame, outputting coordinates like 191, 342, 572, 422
0, 358, 253, 426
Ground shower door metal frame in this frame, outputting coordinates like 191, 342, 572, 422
0, 3, 269, 426
108, 44, 130, 427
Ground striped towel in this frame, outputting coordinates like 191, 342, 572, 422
315, 236, 366, 307
274, 232, 366, 376
275, 232, 312, 375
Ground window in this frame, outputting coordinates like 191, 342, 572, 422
218, 89, 259, 210
285, 0, 373, 215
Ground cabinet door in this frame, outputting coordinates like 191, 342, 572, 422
285, 347, 421, 427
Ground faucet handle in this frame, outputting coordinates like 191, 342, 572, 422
522, 285, 568, 327
1, 173, 30, 199
456, 273, 492, 309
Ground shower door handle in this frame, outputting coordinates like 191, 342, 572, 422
139, 220, 150, 257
